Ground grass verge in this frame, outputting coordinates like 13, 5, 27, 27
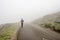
0, 23, 20, 40
42, 23, 60, 33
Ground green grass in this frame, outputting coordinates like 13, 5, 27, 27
54, 23, 60, 30
0, 23, 20, 40
43, 22, 60, 33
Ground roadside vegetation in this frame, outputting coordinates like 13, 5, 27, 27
33, 12, 60, 33
0, 23, 20, 40
42, 22, 60, 33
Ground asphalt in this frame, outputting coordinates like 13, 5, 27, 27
17, 24, 60, 40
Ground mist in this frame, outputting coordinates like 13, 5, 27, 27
0, 0, 60, 24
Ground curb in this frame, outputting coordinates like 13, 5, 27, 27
11, 26, 21, 40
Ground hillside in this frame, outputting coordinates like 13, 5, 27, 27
33, 12, 60, 33
33, 12, 60, 24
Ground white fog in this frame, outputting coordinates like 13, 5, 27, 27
0, 0, 60, 24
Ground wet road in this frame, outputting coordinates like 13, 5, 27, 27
17, 24, 60, 40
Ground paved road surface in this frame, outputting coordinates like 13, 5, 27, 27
17, 24, 60, 40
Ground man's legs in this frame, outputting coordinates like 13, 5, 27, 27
21, 23, 23, 28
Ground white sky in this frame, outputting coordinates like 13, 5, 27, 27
0, 0, 60, 24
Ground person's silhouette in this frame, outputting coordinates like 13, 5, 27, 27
21, 18, 24, 28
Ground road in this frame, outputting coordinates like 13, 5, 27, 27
17, 24, 60, 40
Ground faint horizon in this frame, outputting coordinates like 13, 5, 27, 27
0, 0, 60, 24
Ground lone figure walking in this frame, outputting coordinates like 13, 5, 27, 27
21, 18, 24, 28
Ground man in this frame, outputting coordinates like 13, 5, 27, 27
21, 18, 24, 28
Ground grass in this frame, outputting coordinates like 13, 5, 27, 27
0, 23, 20, 40
43, 22, 60, 33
